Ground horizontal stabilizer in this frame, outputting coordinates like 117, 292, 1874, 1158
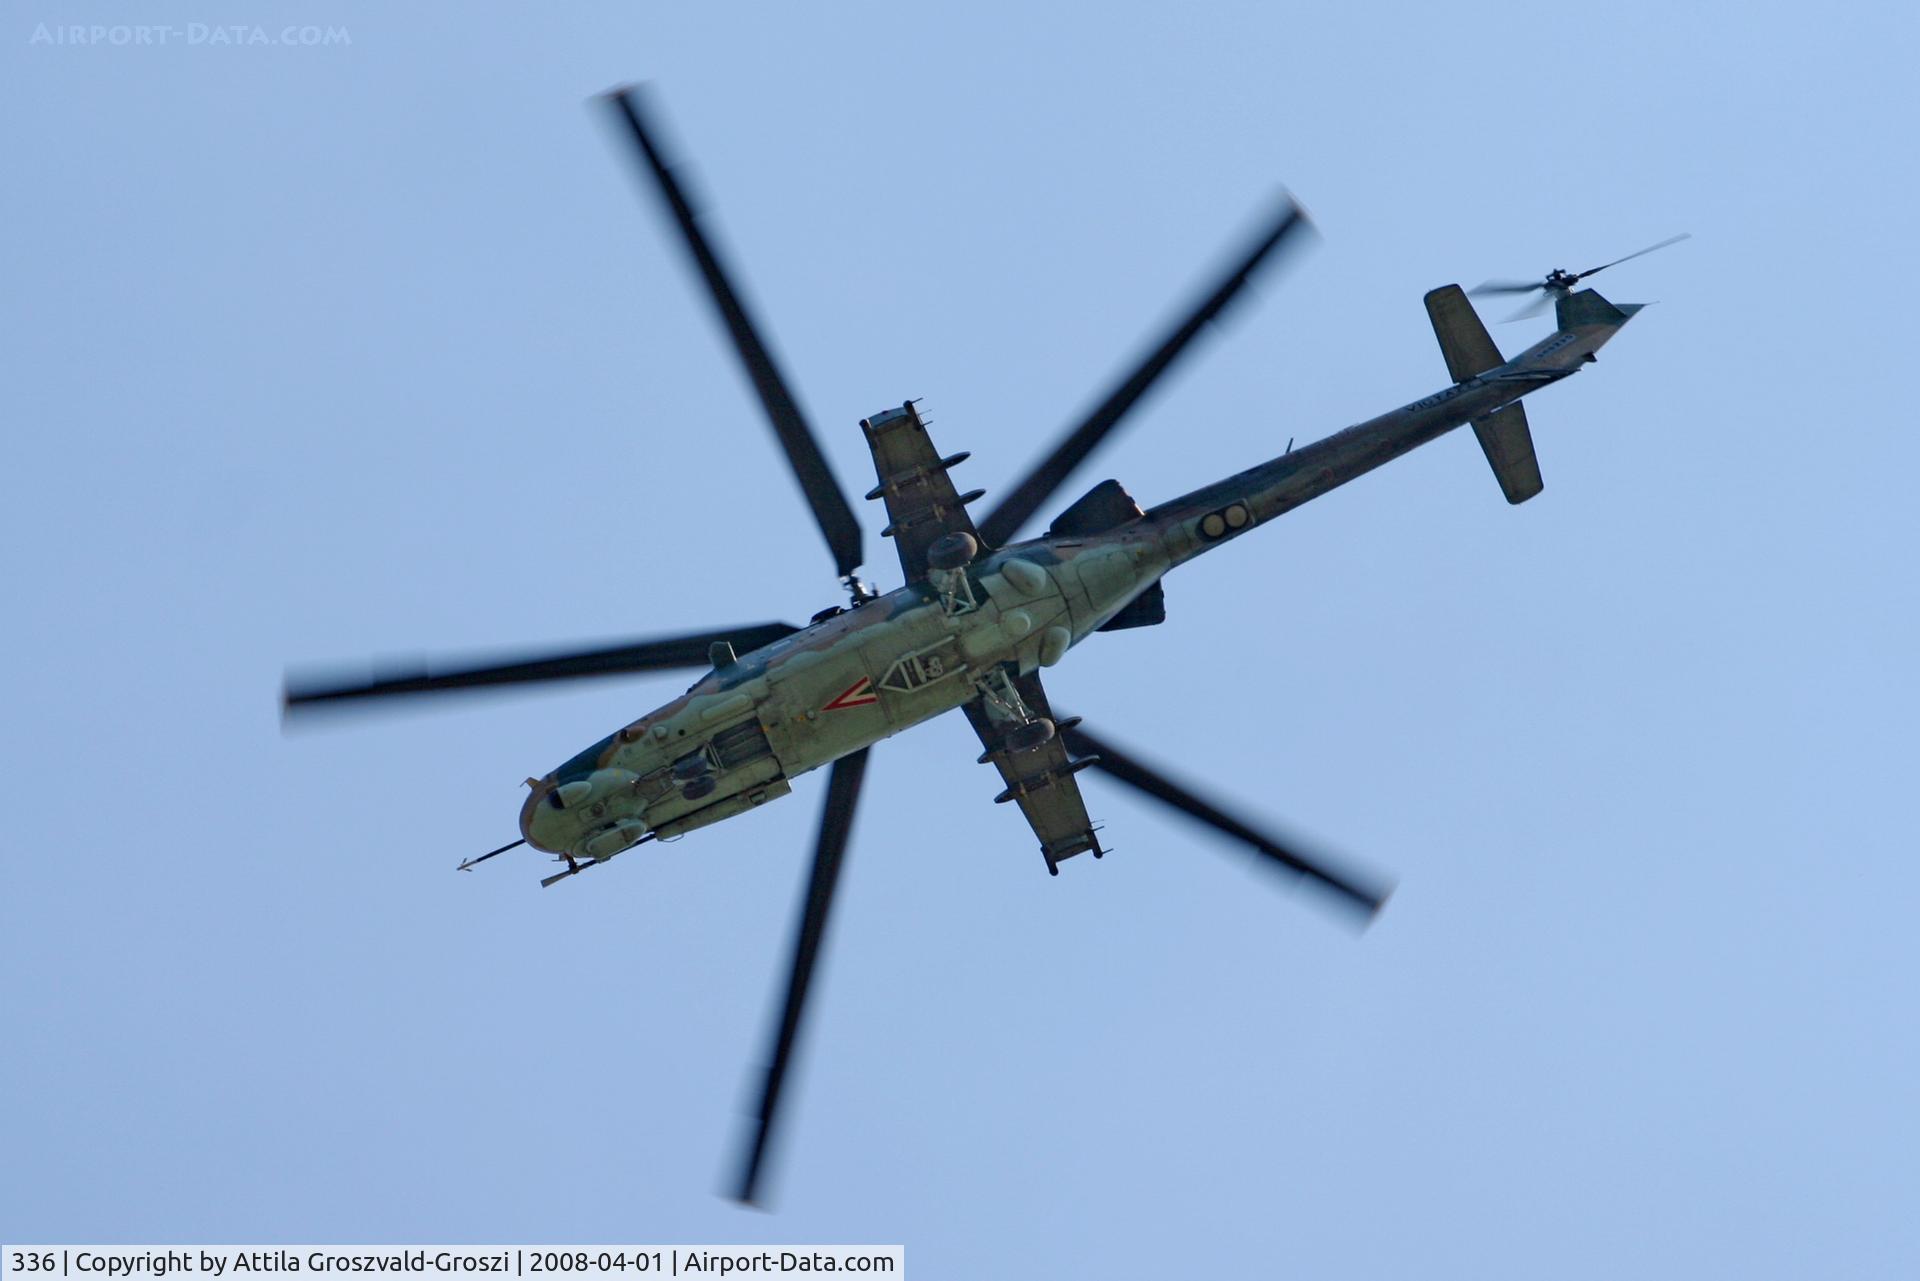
1424, 285, 1505, 383
1471, 402, 1542, 505
1425, 286, 1541, 503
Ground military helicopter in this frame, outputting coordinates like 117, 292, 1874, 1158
285, 85, 1682, 1206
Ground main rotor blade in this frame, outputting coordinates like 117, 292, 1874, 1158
1504, 292, 1559, 323
736, 747, 870, 1207
605, 86, 864, 582
975, 197, 1314, 548
1059, 721, 1390, 922
1469, 279, 1547, 297
284, 622, 800, 714
1576, 232, 1690, 281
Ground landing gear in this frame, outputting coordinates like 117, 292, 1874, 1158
1001, 717, 1056, 754
973, 665, 1055, 758
926, 531, 978, 572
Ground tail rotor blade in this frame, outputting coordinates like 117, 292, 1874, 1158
1575, 232, 1691, 282
734, 747, 871, 1206
1469, 280, 1547, 297
604, 86, 864, 582
283, 622, 800, 715
1503, 291, 1559, 323
975, 197, 1314, 548
1060, 720, 1390, 922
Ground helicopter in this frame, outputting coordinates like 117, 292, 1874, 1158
284, 85, 1682, 1206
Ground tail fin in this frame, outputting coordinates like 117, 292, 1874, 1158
1555, 288, 1643, 332
1424, 286, 1544, 505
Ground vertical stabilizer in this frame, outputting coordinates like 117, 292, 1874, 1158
1555, 288, 1643, 331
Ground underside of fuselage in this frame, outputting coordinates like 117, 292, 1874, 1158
519, 286, 1646, 869
519, 511, 1174, 866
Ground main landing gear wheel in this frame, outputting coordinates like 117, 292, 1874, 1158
1002, 717, 1056, 754
926, 531, 979, 572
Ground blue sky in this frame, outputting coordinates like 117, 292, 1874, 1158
5, 2, 1917, 1276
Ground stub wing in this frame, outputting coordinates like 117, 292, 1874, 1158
962, 669, 1105, 875
861, 401, 984, 585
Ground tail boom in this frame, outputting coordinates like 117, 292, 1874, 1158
1142, 287, 1640, 571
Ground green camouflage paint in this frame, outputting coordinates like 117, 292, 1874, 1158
522, 290, 1640, 865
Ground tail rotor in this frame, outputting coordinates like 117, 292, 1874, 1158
1472, 233, 1689, 321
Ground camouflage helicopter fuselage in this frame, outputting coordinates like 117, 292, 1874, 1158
520, 288, 1640, 865
283, 82, 1679, 1206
